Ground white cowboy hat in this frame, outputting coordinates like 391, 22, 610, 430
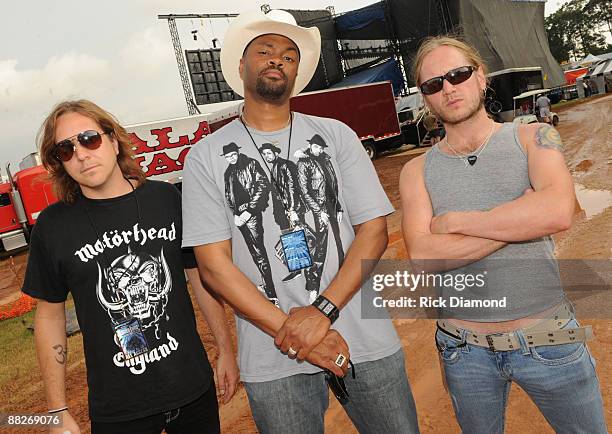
220, 9, 321, 97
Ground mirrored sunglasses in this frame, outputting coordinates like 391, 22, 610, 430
54, 130, 108, 162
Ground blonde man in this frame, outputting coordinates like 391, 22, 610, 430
400, 36, 606, 433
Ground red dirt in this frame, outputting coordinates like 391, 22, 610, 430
2, 96, 610, 433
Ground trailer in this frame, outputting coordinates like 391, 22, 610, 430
291, 81, 404, 159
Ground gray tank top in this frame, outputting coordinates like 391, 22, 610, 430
423, 122, 564, 321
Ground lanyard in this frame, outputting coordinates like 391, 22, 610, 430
82, 178, 142, 310
240, 113, 294, 208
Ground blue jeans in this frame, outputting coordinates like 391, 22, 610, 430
244, 349, 419, 434
436, 318, 607, 434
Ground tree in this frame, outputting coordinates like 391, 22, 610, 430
545, 0, 611, 62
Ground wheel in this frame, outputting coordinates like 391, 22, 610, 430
363, 141, 377, 160
552, 115, 559, 126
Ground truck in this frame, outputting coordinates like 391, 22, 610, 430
0, 162, 57, 254
1, 81, 406, 253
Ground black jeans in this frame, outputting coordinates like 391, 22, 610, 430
91, 384, 220, 434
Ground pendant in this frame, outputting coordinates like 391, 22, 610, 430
467, 155, 477, 166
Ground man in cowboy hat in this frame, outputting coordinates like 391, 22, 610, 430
297, 133, 344, 302
221, 142, 279, 305
182, 9, 419, 433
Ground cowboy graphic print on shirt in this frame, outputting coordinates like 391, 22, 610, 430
220, 131, 345, 307
221, 142, 279, 306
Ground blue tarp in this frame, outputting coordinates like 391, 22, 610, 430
335, 3, 386, 32
331, 58, 404, 95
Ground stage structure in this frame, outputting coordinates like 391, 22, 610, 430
334, 0, 564, 90
161, 1, 564, 114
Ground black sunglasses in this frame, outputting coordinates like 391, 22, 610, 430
54, 130, 109, 162
325, 360, 356, 405
419, 65, 477, 95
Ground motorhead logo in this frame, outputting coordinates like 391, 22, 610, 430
97, 247, 172, 337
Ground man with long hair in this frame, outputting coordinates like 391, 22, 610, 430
401, 36, 606, 433
22, 100, 238, 433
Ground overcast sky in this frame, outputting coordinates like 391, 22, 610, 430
0, 0, 568, 169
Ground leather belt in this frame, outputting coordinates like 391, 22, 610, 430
436, 301, 594, 352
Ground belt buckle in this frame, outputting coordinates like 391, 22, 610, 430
485, 332, 505, 351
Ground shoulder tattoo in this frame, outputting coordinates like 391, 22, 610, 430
535, 124, 563, 152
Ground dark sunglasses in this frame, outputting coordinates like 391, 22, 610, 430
325, 360, 355, 405
419, 65, 477, 95
54, 130, 109, 162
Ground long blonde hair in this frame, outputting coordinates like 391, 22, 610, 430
412, 36, 489, 85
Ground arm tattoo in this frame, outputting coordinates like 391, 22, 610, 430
535, 124, 564, 152
52, 344, 67, 365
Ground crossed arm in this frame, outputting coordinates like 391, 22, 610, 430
428, 124, 575, 242
401, 123, 574, 273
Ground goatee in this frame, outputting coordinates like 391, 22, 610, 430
256, 72, 288, 100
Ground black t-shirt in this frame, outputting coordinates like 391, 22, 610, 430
22, 180, 212, 422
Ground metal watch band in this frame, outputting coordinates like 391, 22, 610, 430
312, 295, 339, 323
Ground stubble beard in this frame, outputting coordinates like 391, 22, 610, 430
256, 75, 290, 101
431, 92, 485, 126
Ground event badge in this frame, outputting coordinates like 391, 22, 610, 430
279, 229, 313, 272
113, 318, 149, 359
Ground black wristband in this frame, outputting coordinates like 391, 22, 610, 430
312, 295, 339, 324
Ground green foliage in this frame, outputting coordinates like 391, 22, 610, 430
545, 0, 611, 62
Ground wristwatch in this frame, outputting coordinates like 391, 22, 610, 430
312, 295, 339, 324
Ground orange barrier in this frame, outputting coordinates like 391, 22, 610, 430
0, 293, 37, 321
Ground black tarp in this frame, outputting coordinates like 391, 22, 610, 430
336, 3, 393, 72
331, 58, 405, 95
287, 1, 564, 92
336, 3, 388, 40
286, 9, 344, 91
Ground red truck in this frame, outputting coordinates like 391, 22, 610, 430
0, 81, 404, 254
0, 161, 57, 255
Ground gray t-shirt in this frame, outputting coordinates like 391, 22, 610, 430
535, 95, 551, 110
182, 112, 400, 382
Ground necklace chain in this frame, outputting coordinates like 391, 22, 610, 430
445, 124, 496, 166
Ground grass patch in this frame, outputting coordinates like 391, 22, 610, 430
0, 310, 37, 390
0, 296, 84, 411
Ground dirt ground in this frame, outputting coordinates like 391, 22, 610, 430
1, 95, 610, 433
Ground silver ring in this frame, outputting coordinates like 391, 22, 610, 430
334, 353, 347, 367
288, 347, 298, 356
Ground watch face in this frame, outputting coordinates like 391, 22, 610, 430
323, 304, 334, 315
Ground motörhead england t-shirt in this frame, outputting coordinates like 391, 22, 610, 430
182, 112, 400, 382
22, 180, 213, 422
